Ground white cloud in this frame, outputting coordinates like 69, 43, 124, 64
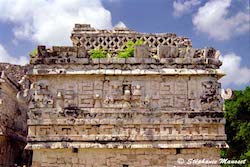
220, 53, 250, 87
105, 0, 121, 2
0, 44, 29, 65
173, 0, 201, 17
0, 0, 118, 46
192, 0, 250, 40
114, 21, 127, 28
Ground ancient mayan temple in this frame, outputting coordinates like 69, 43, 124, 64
2, 24, 227, 166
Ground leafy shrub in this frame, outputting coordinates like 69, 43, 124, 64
90, 48, 107, 58
117, 39, 144, 58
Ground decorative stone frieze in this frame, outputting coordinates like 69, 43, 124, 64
24, 24, 227, 167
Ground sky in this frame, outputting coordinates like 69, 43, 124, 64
0, 0, 249, 89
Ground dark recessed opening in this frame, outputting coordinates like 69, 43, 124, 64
72, 148, 78, 153
176, 148, 181, 154
122, 164, 129, 167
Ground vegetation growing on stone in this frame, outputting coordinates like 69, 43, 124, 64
29, 48, 38, 58
90, 48, 107, 58
117, 39, 144, 58
221, 86, 250, 165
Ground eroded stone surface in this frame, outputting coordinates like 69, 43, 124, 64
0, 24, 227, 167
32, 148, 221, 167
0, 64, 29, 166
30, 24, 222, 70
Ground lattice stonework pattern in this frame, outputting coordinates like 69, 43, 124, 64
70, 24, 192, 55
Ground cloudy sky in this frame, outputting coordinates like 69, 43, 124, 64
0, 0, 249, 89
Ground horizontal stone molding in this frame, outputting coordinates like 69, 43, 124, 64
27, 122, 226, 143
27, 110, 225, 125
25, 140, 227, 149
28, 68, 225, 77
27, 134, 226, 142
27, 118, 225, 125
31, 53, 222, 69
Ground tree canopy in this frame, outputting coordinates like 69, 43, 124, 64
221, 86, 250, 165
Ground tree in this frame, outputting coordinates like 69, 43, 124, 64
221, 86, 250, 166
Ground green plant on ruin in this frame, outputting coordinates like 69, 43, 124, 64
89, 48, 107, 59
117, 39, 144, 58
29, 48, 38, 58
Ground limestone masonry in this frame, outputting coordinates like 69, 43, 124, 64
0, 24, 227, 167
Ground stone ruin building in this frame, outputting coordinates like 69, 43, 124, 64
0, 24, 227, 166
0, 64, 30, 166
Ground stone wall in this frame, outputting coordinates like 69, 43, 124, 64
0, 64, 29, 166
32, 148, 220, 167
0, 63, 29, 83
23, 24, 227, 166
31, 24, 221, 69
25, 75, 223, 111
30, 45, 221, 69
0, 70, 27, 142
25, 75, 226, 150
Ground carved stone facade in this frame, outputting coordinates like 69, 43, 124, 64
1, 24, 227, 166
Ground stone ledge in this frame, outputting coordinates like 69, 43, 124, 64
27, 110, 225, 125
29, 108, 225, 114
31, 57, 222, 68
27, 118, 226, 125
25, 140, 228, 149
28, 68, 225, 78
27, 134, 227, 141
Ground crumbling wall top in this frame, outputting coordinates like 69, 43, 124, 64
29, 23, 222, 70
0, 63, 28, 84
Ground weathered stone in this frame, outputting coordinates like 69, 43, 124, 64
0, 24, 227, 166
134, 45, 149, 58
0, 64, 30, 166
158, 45, 179, 58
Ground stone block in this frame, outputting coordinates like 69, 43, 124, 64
159, 58, 174, 64
112, 58, 126, 64
92, 58, 100, 64
77, 58, 89, 64
77, 46, 87, 58
126, 57, 143, 64
158, 45, 178, 58
99, 58, 110, 64
192, 58, 206, 64
134, 45, 149, 58
175, 58, 184, 64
